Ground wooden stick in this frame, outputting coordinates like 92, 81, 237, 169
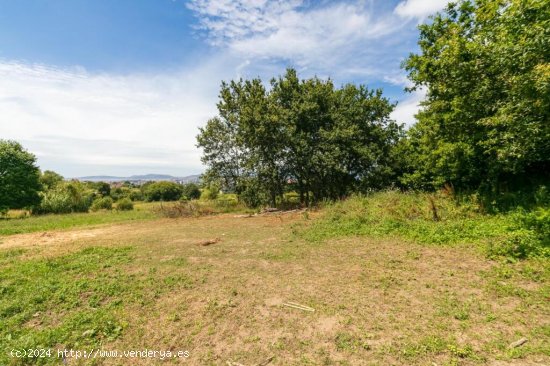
282, 302, 315, 312
286, 301, 315, 311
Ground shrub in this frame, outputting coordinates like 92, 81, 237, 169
40, 170, 64, 190
216, 194, 238, 208
182, 183, 201, 200
110, 187, 130, 201
300, 191, 549, 260
200, 187, 218, 200
91, 197, 113, 211
91, 182, 111, 197
116, 198, 134, 211
238, 183, 266, 208
143, 181, 183, 201
33, 182, 93, 214
128, 188, 143, 201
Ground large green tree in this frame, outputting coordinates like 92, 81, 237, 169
402, 0, 550, 196
197, 69, 402, 206
0, 140, 42, 213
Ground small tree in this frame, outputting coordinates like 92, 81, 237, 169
40, 170, 64, 190
143, 181, 183, 201
182, 183, 201, 200
95, 182, 111, 197
0, 140, 42, 213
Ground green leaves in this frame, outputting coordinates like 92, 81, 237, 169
0, 140, 42, 212
402, 0, 550, 198
197, 69, 402, 206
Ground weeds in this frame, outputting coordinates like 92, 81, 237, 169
0, 203, 157, 236
301, 190, 549, 259
153, 197, 252, 218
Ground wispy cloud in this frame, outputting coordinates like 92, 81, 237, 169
390, 88, 426, 127
187, 0, 408, 78
0, 58, 240, 177
1, 1, 450, 176
394, 0, 448, 19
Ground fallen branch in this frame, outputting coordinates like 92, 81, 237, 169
509, 338, 528, 348
257, 355, 275, 366
282, 302, 315, 312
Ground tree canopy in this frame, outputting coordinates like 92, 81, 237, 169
401, 0, 549, 197
197, 69, 402, 206
143, 181, 184, 202
0, 140, 42, 213
40, 170, 64, 190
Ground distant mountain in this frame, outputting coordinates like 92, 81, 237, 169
77, 174, 201, 183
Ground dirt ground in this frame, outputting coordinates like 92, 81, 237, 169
2, 213, 548, 365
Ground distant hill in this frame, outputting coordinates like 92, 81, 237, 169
77, 174, 201, 183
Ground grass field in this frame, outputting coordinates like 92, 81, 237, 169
0, 199, 253, 237
0, 202, 159, 236
0, 193, 548, 365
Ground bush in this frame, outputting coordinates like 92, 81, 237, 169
238, 182, 267, 208
33, 182, 93, 214
91, 197, 113, 211
110, 187, 130, 201
91, 182, 111, 197
216, 194, 238, 208
143, 181, 183, 201
128, 188, 143, 201
116, 198, 134, 211
182, 183, 201, 200
200, 187, 219, 200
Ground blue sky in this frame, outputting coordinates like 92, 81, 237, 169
0, 0, 448, 177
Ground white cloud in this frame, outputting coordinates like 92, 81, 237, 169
0, 58, 241, 177
187, 0, 404, 77
394, 0, 448, 19
0, 1, 438, 177
391, 88, 426, 127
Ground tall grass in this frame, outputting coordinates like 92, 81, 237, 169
0, 203, 157, 236
153, 195, 253, 218
302, 191, 549, 259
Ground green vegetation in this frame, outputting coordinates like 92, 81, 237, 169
91, 196, 113, 211
0, 247, 133, 363
0, 1, 547, 364
197, 69, 401, 207
302, 191, 549, 259
195, 0, 548, 213
33, 181, 94, 215
0, 140, 42, 214
142, 181, 184, 201
0, 204, 157, 236
39, 170, 63, 191
181, 182, 201, 200
153, 194, 250, 218
115, 198, 134, 211
401, 0, 549, 204
1, 210, 548, 365
0, 245, 198, 365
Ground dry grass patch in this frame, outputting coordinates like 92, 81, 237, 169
0, 212, 548, 365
